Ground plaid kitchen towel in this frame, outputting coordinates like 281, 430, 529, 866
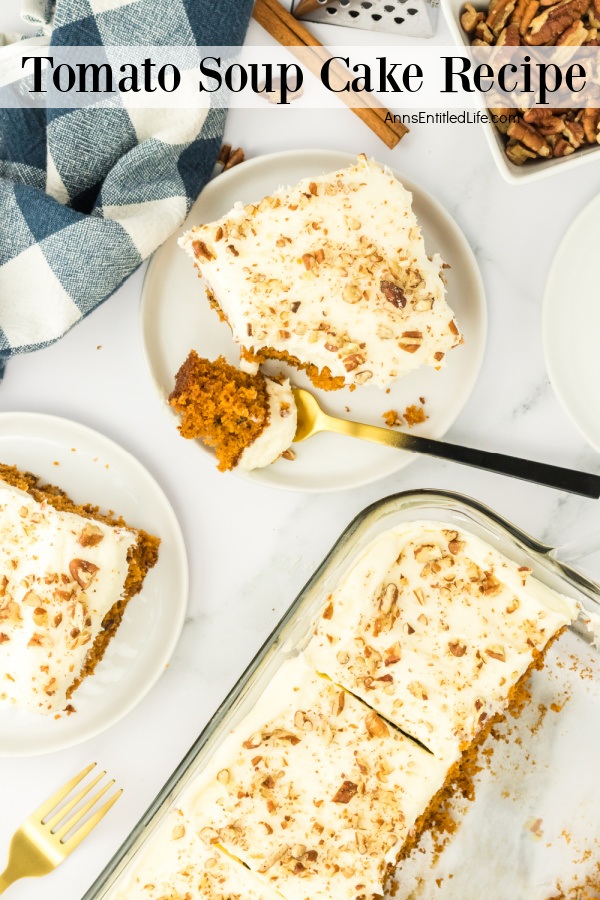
0, 0, 254, 378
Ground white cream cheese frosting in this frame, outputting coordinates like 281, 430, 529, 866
237, 377, 297, 471
104, 524, 579, 900
110, 806, 283, 900
306, 522, 578, 760
180, 156, 461, 389
109, 657, 448, 900
0, 479, 137, 715
186, 656, 449, 900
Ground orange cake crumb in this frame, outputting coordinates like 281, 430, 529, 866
404, 404, 427, 427
383, 409, 403, 428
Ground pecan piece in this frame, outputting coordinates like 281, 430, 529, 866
553, 137, 576, 156
507, 121, 552, 156
69, 559, 99, 589
475, 18, 495, 39
486, 645, 506, 662
557, 18, 589, 41
448, 640, 467, 657
332, 780, 358, 803
582, 108, 600, 142
497, 21, 521, 41
408, 681, 428, 700
462, 1, 485, 30
563, 120, 586, 147
191, 239, 215, 262
365, 711, 390, 738
384, 642, 402, 665
380, 280, 406, 308
525, 0, 591, 44
343, 353, 366, 372
342, 284, 362, 304
487, 0, 516, 34
506, 139, 538, 164
223, 147, 245, 171
78, 523, 104, 547
511, 0, 530, 27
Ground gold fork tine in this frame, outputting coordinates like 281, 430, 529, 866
44, 770, 106, 831
0, 764, 121, 895
35, 763, 97, 821
61, 789, 123, 852
54, 779, 115, 842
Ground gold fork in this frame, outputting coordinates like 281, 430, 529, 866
292, 387, 600, 498
0, 763, 122, 894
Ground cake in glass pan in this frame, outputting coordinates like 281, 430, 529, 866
306, 521, 578, 761
180, 156, 462, 391
0, 464, 159, 715
104, 523, 579, 900
113, 656, 452, 900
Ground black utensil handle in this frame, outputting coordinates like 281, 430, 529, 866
402, 435, 600, 499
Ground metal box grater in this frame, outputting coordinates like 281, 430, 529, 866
291, 0, 439, 39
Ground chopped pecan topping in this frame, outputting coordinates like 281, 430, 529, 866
448, 640, 467, 657
380, 280, 406, 308
322, 601, 334, 620
408, 681, 428, 700
69, 559, 99, 590
78, 523, 104, 547
385, 642, 402, 665
365, 711, 390, 738
192, 239, 214, 261
332, 780, 358, 803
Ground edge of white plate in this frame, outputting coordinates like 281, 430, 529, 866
141, 149, 487, 493
542, 193, 600, 455
0, 411, 189, 756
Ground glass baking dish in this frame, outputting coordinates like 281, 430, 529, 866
85, 489, 600, 900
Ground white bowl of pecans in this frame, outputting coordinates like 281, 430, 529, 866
441, 0, 600, 182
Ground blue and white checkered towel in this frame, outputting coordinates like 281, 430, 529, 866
0, 0, 254, 378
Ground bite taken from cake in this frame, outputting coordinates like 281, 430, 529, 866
169, 352, 297, 472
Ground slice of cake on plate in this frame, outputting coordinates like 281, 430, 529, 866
169, 351, 297, 471
0, 464, 159, 715
305, 522, 578, 761
180, 156, 462, 391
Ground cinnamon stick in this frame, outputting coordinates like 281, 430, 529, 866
252, 0, 408, 148
293, 0, 330, 16
274, 2, 409, 142
258, 0, 408, 142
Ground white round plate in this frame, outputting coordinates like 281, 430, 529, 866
141, 149, 487, 492
0, 413, 188, 756
544, 193, 600, 454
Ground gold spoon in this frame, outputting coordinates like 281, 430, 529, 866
292, 387, 600, 498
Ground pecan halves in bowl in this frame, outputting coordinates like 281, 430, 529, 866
461, 0, 600, 166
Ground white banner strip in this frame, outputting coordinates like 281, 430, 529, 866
1, 45, 599, 109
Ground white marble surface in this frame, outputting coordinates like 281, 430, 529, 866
1, 2, 600, 899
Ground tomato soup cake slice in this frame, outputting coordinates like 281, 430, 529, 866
180, 156, 461, 392
0, 464, 159, 715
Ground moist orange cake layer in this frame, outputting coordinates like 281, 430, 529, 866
169, 351, 271, 471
